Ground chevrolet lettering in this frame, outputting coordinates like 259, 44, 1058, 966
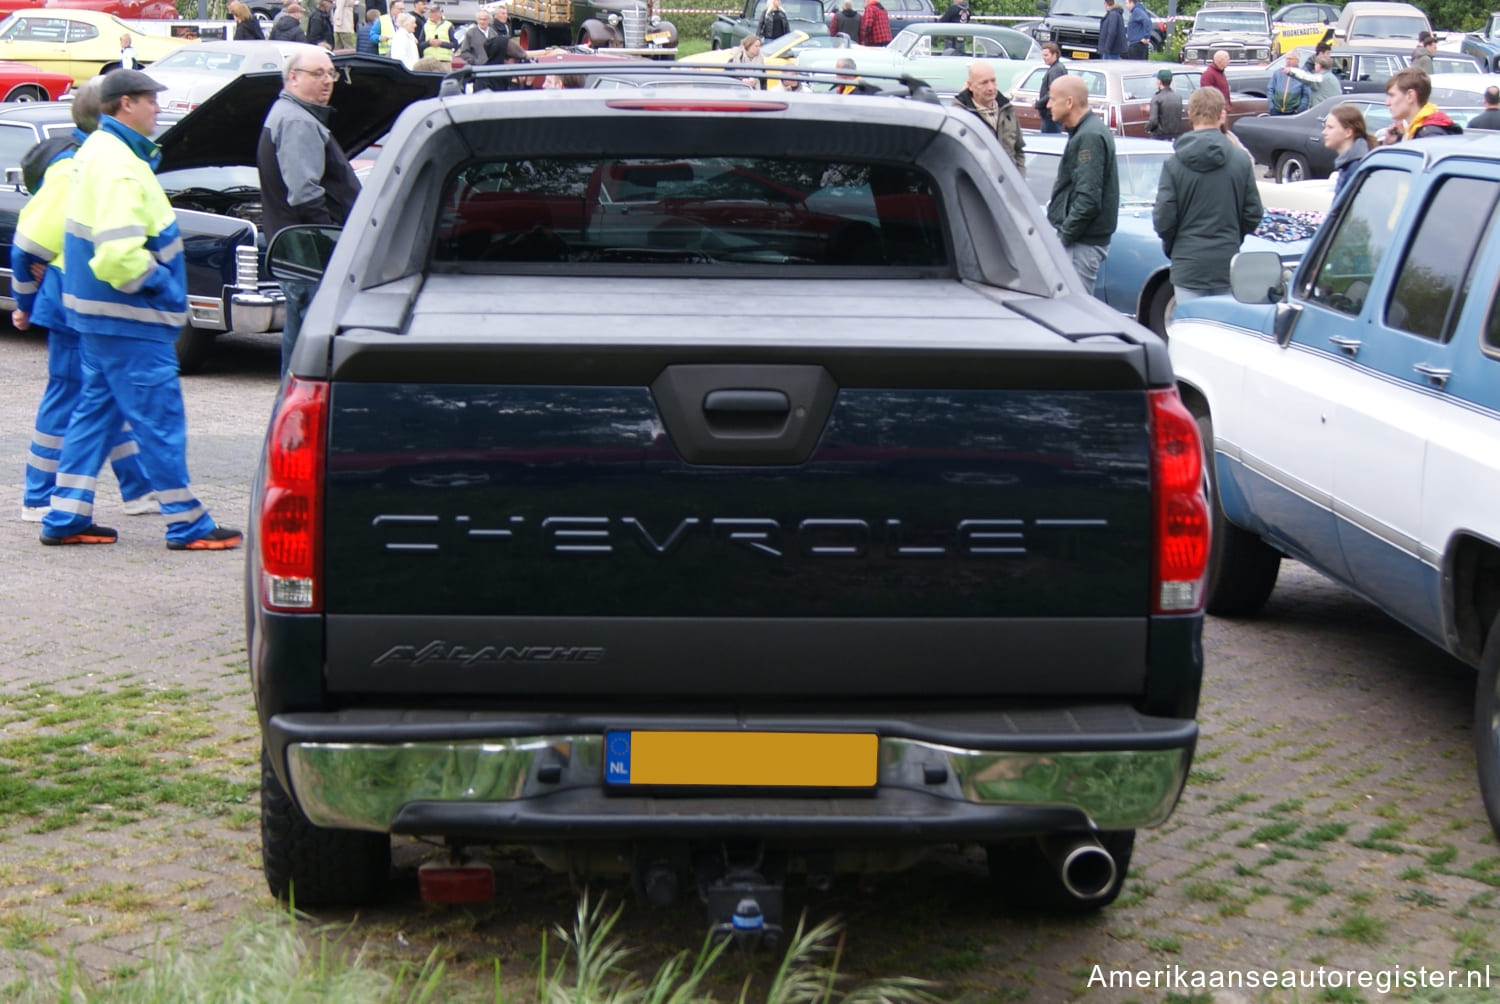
248, 63, 1210, 935
369, 515, 1111, 558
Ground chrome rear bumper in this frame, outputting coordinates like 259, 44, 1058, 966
283, 725, 1192, 837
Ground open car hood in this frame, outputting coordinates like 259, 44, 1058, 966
157, 54, 443, 172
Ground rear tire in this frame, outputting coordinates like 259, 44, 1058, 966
987, 830, 1135, 914
1196, 412, 1281, 616
1275, 151, 1309, 184
1475, 614, 1500, 839
1145, 280, 1175, 339
4, 84, 46, 102
174, 324, 214, 375
261, 747, 390, 907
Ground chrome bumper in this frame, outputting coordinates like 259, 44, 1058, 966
285, 734, 1190, 835
179, 284, 285, 334
227, 286, 284, 334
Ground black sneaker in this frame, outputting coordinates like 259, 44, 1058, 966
168, 526, 244, 551
40, 524, 118, 546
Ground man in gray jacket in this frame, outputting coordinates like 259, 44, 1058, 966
457, 6, 493, 64
1152, 86, 1262, 304
257, 47, 359, 375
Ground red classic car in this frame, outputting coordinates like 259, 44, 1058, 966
0, 57, 71, 100
42, 0, 179, 18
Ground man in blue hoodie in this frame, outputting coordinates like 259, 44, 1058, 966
1152, 87, 1263, 305
1124, 0, 1152, 60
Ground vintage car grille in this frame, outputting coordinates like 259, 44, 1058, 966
1190, 43, 1269, 63
1053, 28, 1098, 52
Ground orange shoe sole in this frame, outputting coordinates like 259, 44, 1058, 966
169, 531, 244, 551
40, 526, 118, 545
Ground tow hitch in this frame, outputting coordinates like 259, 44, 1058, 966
699, 844, 785, 951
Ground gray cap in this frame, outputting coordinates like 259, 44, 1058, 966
98, 69, 167, 103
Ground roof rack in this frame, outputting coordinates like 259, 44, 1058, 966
436, 61, 943, 103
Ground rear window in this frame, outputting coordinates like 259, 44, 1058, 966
433, 156, 948, 268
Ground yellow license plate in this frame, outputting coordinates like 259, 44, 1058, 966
604, 730, 878, 787
1073, 50, 1091, 59
645, 31, 670, 43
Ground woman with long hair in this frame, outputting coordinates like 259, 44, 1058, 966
1322, 103, 1371, 198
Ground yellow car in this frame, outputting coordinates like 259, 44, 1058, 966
677, 30, 855, 89
0, 10, 188, 84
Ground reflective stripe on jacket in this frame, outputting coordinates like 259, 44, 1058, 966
12, 143, 79, 329
61, 116, 187, 341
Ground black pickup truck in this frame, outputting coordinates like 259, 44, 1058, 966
247, 65, 1209, 936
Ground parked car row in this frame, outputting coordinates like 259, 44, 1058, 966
1226, 42, 1482, 98
0, 9, 187, 83
1009, 60, 1268, 137
1234, 90, 1488, 183
795, 22, 1040, 98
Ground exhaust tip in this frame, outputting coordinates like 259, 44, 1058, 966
1059, 843, 1117, 901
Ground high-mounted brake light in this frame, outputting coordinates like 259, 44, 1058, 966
1148, 388, 1210, 614
605, 99, 788, 113
260, 378, 328, 612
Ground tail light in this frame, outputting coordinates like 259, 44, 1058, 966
1106, 104, 1120, 134
260, 378, 328, 612
1148, 388, 1209, 614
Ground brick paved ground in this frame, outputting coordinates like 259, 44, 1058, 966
2, 328, 1498, 1002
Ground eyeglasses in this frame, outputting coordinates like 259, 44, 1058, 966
294, 68, 338, 80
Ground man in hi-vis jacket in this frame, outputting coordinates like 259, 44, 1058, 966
40, 69, 241, 551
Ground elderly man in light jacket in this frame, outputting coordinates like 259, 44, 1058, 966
457, 6, 494, 65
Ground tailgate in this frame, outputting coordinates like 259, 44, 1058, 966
319, 279, 1155, 698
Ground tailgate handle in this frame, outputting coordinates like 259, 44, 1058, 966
703, 389, 790, 435
652, 364, 838, 465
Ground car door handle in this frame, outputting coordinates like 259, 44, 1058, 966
1413, 362, 1452, 389
1328, 335, 1361, 357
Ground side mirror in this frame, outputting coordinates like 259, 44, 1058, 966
1036, 0, 1048, 11
4, 166, 23, 189
266, 224, 341, 282
1229, 251, 1287, 305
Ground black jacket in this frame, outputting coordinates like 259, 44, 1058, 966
831, 8, 860, 37
270, 13, 308, 42
1098, 5, 1126, 55
758, 8, 790, 40
307, 7, 334, 47
234, 17, 265, 40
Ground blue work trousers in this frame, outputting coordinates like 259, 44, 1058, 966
41, 334, 217, 546
26, 326, 151, 509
